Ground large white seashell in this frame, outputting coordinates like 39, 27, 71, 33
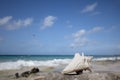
62, 52, 93, 74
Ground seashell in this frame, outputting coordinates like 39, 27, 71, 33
62, 52, 93, 74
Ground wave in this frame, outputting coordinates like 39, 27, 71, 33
93, 56, 120, 61
0, 59, 71, 70
0, 56, 120, 70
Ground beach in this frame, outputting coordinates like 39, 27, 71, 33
0, 60, 120, 80
0, 0, 120, 79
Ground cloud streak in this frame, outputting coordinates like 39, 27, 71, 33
0, 16, 33, 30
81, 2, 98, 13
41, 16, 57, 30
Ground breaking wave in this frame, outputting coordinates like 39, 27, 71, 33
0, 59, 71, 70
0, 56, 120, 70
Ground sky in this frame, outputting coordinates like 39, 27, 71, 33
0, 0, 120, 55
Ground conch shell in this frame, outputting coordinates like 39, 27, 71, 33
62, 52, 93, 74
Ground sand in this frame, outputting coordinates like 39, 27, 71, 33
0, 61, 120, 80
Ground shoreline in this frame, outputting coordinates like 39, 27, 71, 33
0, 60, 120, 80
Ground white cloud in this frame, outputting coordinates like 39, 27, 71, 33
70, 29, 88, 48
81, 2, 97, 13
70, 37, 88, 48
70, 26, 103, 48
72, 29, 86, 38
41, 16, 57, 30
0, 16, 12, 25
0, 16, 33, 30
88, 26, 103, 33
23, 18, 33, 26
7, 18, 33, 30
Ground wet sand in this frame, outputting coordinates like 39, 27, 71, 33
0, 60, 120, 80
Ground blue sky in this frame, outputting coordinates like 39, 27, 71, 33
0, 0, 120, 55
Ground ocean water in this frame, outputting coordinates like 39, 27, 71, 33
0, 54, 120, 70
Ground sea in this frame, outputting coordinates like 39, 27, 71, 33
0, 54, 120, 70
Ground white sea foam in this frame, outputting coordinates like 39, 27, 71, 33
0, 57, 120, 70
93, 57, 120, 61
0, 59, 71, 70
